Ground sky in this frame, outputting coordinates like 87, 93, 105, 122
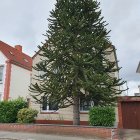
0, 0, 140, 95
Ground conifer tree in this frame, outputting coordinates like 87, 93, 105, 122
30, 0, 126, 125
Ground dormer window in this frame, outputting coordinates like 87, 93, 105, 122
24, 58, 28, 63
9, 51, 14, 55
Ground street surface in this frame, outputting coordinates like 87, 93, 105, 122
119, 129, 140, 140
0, 131, 104, 140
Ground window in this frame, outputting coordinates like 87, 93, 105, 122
0, 66, 4, 83
38, 71, 45, 76
23, 58, 28, 63
80, 98, 94, 111
42, 96, 58, 111
9, 51, 14, 55
38, 71, 46, 80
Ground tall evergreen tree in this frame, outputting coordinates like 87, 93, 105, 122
30, 0, 126, 125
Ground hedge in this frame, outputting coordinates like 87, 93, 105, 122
89, 106, 115, 127
0, 97, 27, 123
17, 108, 38, 123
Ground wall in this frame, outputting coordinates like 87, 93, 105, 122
31, 52, 84, 121
31, 100, 89, 121
9, 64, 31, 99
118, 96, 140, 129
0, 123, 118, 139
0, 51, 7, 100
106, 46, 119, 79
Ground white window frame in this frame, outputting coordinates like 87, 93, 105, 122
41, 96, 58, 112
80, 99, 94, 112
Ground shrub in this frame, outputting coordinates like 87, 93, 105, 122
0, 97, 27, 123
89, 106, 115, 127
17, 108, 38, 123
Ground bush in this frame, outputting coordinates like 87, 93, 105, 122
17, 108, 38, 123
89, 106, 115, 127
0, 97, 27, 123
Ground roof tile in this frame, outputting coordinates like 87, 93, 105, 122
0, 41, 32, 71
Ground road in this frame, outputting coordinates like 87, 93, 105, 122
0, 131, 104, 140
119, 129, 140, 140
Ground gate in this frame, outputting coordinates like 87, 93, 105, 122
121, 101, 140, 129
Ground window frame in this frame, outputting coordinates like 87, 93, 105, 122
80, 98, 94, 112
41, 96, 59, 112
0, 65, 4, 84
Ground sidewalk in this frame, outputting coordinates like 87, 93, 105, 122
0, 131, 103, 140
119, 129, 140, 140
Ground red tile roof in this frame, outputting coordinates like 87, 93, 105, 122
0, 41, 32, 71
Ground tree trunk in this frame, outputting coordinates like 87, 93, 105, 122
73, 95, 80, 125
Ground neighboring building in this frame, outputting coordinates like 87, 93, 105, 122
135, 63, 140, 96
30, 45, 119, 124
0, 41, 32, 101
136, 62, 140, 74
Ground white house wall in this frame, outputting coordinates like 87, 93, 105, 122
31, 51, 89, 121
0, 51, 7, 100
9, 64, 31, 99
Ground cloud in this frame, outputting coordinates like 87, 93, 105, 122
99, 0, 140, 86
0, 0, 139, 95
98, 0, 140, 95
0, 0, 56, 56
127, 81, 140, 96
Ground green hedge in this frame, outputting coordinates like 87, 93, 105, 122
0, 98, 27, 123
89, 106, 115, 127
17, 108, 38, 123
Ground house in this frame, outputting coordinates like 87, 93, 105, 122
0, 41, 32, 101
135, 62, 140, 96
136, 62, 140, 96
136, 62, 140, 73
30, 45, 119, 125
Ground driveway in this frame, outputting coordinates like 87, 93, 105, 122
119, 129, 140, 140
0, 131, 104, 140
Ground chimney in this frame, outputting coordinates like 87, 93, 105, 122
15, 45, 22, 52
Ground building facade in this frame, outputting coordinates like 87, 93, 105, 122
30, 45, 119, 124
0, 41, 32, 101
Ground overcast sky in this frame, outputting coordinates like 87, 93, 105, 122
0, 0, 140, 95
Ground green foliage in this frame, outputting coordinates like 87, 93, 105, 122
17, 108, 38, 123
30, 0, 126, 109
0, 98, 27, 123
89, 106, 115, 127
29, 0, 126, 126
